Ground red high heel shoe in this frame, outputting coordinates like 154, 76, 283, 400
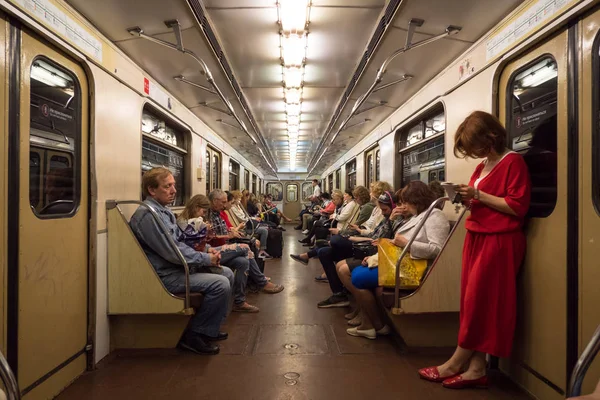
418, 366, 460, 383
442, 374, 488, 389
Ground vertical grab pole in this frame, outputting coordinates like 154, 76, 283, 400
568, 323, 600, 397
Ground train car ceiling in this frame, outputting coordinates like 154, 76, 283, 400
65, 0, 523, 175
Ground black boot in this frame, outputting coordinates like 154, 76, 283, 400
178, 332, 220, 355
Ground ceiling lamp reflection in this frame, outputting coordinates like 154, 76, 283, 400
287, 115, 300, 125
281, 34, 307, 67
278, 0, 309, 35
287, 124, 299, 133
283, 67, 303, 88
286, 103, 301, 116
284, 87, 302, 104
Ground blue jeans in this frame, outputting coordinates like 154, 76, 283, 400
351, 265, 379, 289
248, 258, 268, 287
255, 227, 268, 250
219, 249, 249, 305
162, 267, 233, 337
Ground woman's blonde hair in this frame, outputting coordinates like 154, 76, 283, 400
369, 181, 393, 198
331, 189, 343, 200
178, 194, 210, 222
231, 190, 242, 200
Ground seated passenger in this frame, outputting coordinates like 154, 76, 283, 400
264, 193, 292, 223
229, 190, 272, 258
299, 190, 345, 245
302, 192, 333, 234
337, 181, 450, 339
129, 167, 232, 355
315, 189, 398, 308
207, 189, 284, 312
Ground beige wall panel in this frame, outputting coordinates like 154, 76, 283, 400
579, 11, 600, 395
89, 63, 144, 231
222, 153, 230, 191
400, 217, 466, 314
378, 135, 394, 186
498, 31, 569, 397
110, 315, 190, 350
94, 232, 110, 363
390, 313, 459, 347
107, 208, 184, 314
0, 12, 7, 355
355, 155, 365, 187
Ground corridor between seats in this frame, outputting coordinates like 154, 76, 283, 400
58, 230, 528, 400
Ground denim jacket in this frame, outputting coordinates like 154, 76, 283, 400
129, 198, 211, 277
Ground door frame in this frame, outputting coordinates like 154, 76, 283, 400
6, 19, 94, 396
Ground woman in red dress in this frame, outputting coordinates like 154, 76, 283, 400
419, 111, 531, 389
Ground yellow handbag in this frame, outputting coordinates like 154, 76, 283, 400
376, 239, 428, 289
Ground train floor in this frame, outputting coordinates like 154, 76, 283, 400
58, 229, 531, 400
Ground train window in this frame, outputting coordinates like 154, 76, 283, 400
266, 182, 283, 201
286, 184, 298, 202
346, 159, 356, 190
365, 146, 379, 188
141, 107, 187, 206
507, 56, 557, 218
259, 178, 263, 194
335, 168, 341, 190
204, 146, 221, 194
252, 175, 257, 194
229, 160, 240, 190
328, 174, 333, 193
396, 106, 445, 188
244, 169, 250, 190
29, 58, 81, 217
302, 182, 312, 201
375, 150, 380, 181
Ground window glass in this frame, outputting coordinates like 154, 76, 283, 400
206, 150, 211, 194
212, 153, 220, 190
229, 160, 239, 190
266, 182, 283, 201
328, 174, 333, 192
397, 106, 446, 188
507, 56, 557, 218
335, 169, 341, 190
375, 150, 381, 181
252, 175, 257, 194
302, 182, 313, 201
29, 58, 80, 216
346, 159, 356, 190
366, 154, 373, 188
244, 170, 250, 190
286, 184, 298, 202
400, 136, 445, 187
142, 139, 185, 206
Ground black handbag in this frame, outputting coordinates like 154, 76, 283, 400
352, 242, 378, 259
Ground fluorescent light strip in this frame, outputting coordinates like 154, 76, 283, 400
279, 0, 309, 35
281, 34, 307, 67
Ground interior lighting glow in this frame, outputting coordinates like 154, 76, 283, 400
286, 103, 301, 116
32, 62, 71, 88
287, 115, 300, 125
279, 0, 309, 35
281, 34, 307, 67
285, 87, 302, 104
520, 65, 558, 87
287, 124, 299, 133
283, 66, 303, 88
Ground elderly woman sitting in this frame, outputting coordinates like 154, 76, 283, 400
335, 181, 450, 339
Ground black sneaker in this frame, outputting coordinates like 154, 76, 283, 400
317, 294, 350, 308
290, 254, 308, 265
178, 333, 220, 355
294, 225, 303, 230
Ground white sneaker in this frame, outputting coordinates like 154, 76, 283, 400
302, 229, 309, 234
346, 327, 376, 340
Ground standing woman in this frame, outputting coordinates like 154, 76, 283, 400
418, 111, 531, 389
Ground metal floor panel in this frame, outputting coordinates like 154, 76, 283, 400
57, 229, 532, 400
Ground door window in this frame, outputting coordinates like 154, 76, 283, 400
286, 184, 298, 202
29, 58, 80, 217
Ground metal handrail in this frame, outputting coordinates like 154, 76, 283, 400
307, 21, 461, 177
392, 196, 449, 313
568, 323, 600, 397
106, 200, 191, 310
0, 349, 20, 400
396, 206, 469, 303
127, 22, 278, 176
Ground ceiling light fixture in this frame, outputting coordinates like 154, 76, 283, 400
287, 115, 300, 125
286, 103, 301, 116
281, 34, 307, 67
283, 66, 303, 88
285, 87, 302, 104
278, 0, 309, 35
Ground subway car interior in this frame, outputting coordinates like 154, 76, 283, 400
2, 0, 600, 399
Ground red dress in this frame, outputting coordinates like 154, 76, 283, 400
458, 152, 531, 358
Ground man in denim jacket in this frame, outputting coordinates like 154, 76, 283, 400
130, 167, 233, 355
